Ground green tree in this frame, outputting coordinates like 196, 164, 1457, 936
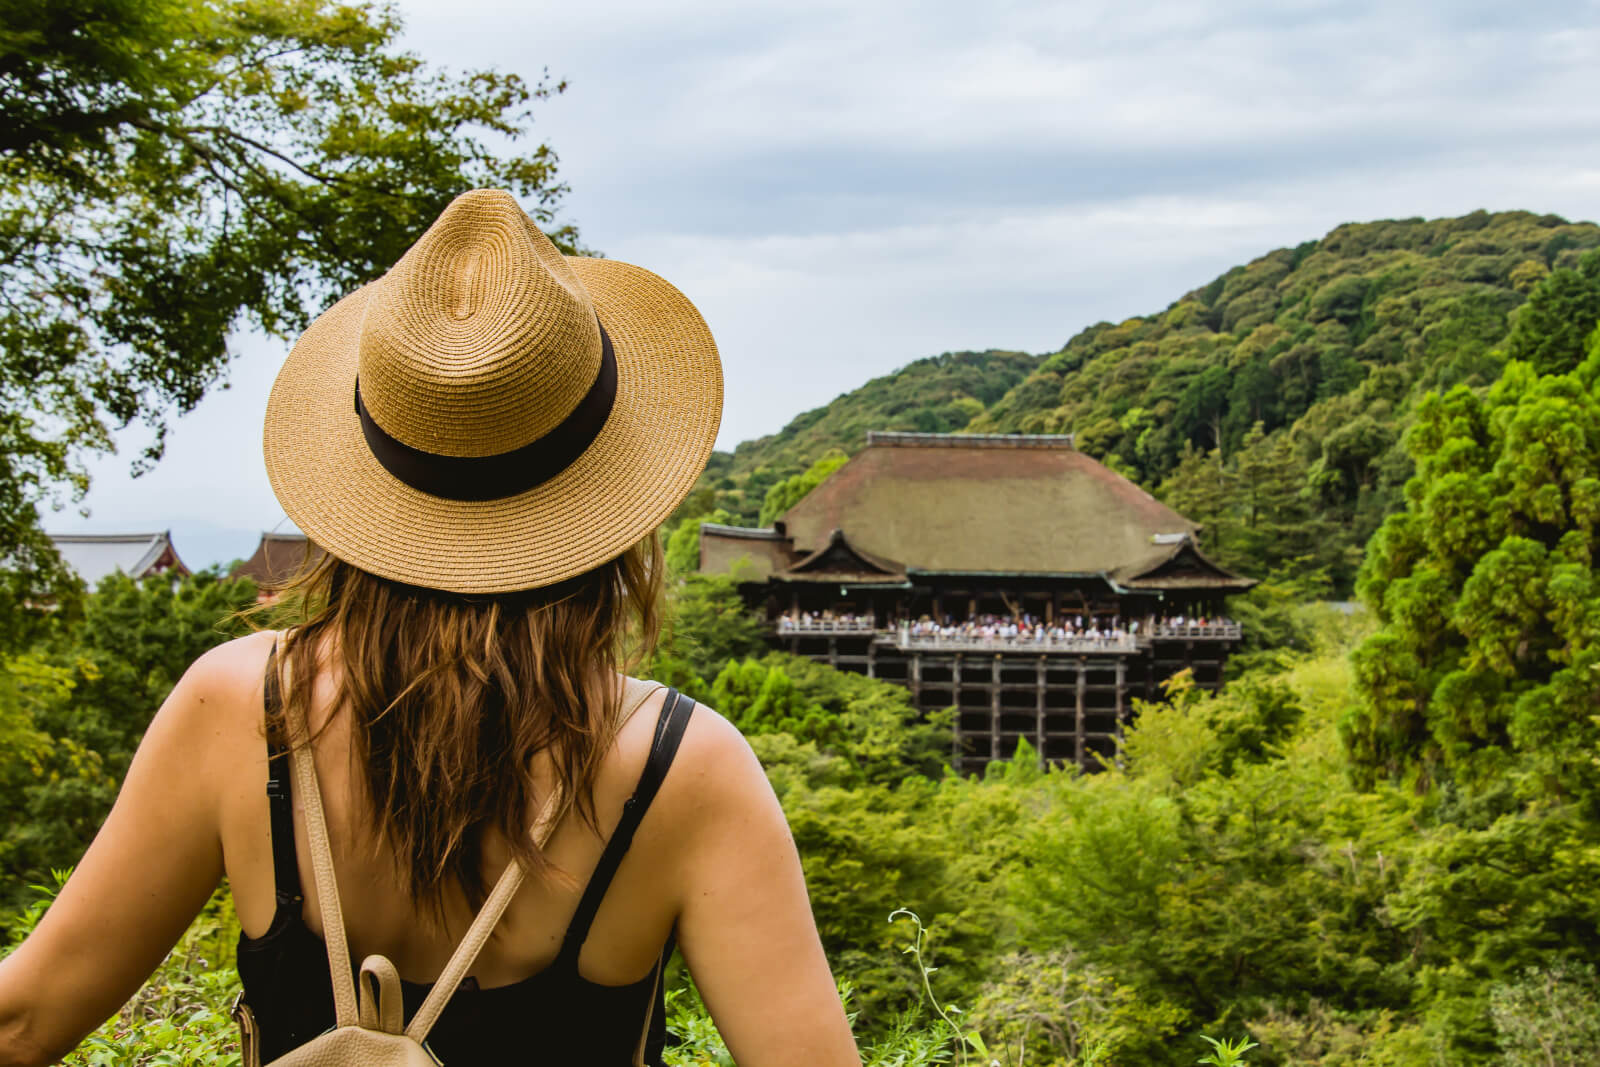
1346, 338, 1600, 1058
1, 0, 577, 599
652, 573, 766, 688
1174, 365, 1231, 451
0, 571, 257, 903
1348, 344, 1600, 799
710, 653, 948, 786
664, 507, 734, 576
1158, 442, 1233, 557
1503, 250, 1600, 376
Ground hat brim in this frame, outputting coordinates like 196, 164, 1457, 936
263, 257, 722, 594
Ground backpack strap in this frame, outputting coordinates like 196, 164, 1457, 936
618, 675, 664, 728
281, 646, 361, 1030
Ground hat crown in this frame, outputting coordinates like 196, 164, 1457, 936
356, 190, 601, 458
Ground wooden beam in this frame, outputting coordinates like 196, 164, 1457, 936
990, 654, 1002, 762
952, 654, 964, 773
1075, 655, 1087, 767
1114, 658, 1127, 769
1035, 655, 1046, 767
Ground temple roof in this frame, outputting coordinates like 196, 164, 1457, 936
777, 432, 1218, 579
231, 532, 324, 590
773, 528, 908, 585
49, 531, 189, 586
1112, 535, 1256, 592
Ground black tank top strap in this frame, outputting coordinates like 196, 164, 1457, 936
557, 688, 694, 966
262, 643, 303, 908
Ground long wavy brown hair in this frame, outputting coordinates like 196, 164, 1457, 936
265, 535, 662, 917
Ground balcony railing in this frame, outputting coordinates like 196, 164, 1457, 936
1147, 622, 1241, 641
772, 619, 1242, 647
889, 634, 1139, 654
775, 619, 878, 634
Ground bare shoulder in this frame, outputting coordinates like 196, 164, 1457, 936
673, 698, 763, 783
157, 629, 280, 732
654, 696, 781, 837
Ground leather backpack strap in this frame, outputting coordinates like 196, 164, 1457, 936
280, 643, 361, 1030
618, 675, 663, 728
404, 782, 568, 1043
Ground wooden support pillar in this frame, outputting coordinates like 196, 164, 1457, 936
952, 654, 964, 772
909, 652, 922, 704
866, 641, 876, 679
990, 655, 1002, 762
1114, 657, 1127, 768
1075, 655, 1087, 768
1035, 655, 1047, 767
828, 636, 837, 668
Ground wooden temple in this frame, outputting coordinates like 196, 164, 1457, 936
698, 432, 1255, 773
49, 531, 190, 587
230, 532, 325, 602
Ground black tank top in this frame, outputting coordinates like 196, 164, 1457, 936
236, 657, 693, 1065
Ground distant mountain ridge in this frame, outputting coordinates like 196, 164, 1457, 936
684, 210, 1600, 589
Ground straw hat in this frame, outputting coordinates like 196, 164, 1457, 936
263, 189, 722, 594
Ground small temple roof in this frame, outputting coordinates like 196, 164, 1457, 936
1112, 534, 1256, 592
49, 531, 189, 586
777, 432, 1214, 579
231, 532, 324, 590
774, 528, 907, 585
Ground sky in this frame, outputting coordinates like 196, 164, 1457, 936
49, 0, 1600, 569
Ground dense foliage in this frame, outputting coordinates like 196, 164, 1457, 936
0, 0, 576, 609
1342, 327, 1600, 1059
22, 570, 1600, 1065
0, 572, 257, 912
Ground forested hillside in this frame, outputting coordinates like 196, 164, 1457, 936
689, 211, 1600, 592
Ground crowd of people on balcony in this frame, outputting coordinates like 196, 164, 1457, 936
775, 609, 1237, 641
776, 610, 877, 632
904, 613, 1135, 646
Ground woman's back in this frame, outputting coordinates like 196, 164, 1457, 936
222, 633, 686, 991
0, 189, 859, 1067
223, 635, 699, 1061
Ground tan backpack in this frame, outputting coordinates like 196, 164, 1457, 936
233, 671, 667, 1067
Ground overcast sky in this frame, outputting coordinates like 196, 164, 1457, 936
51, 0, 1600, 568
